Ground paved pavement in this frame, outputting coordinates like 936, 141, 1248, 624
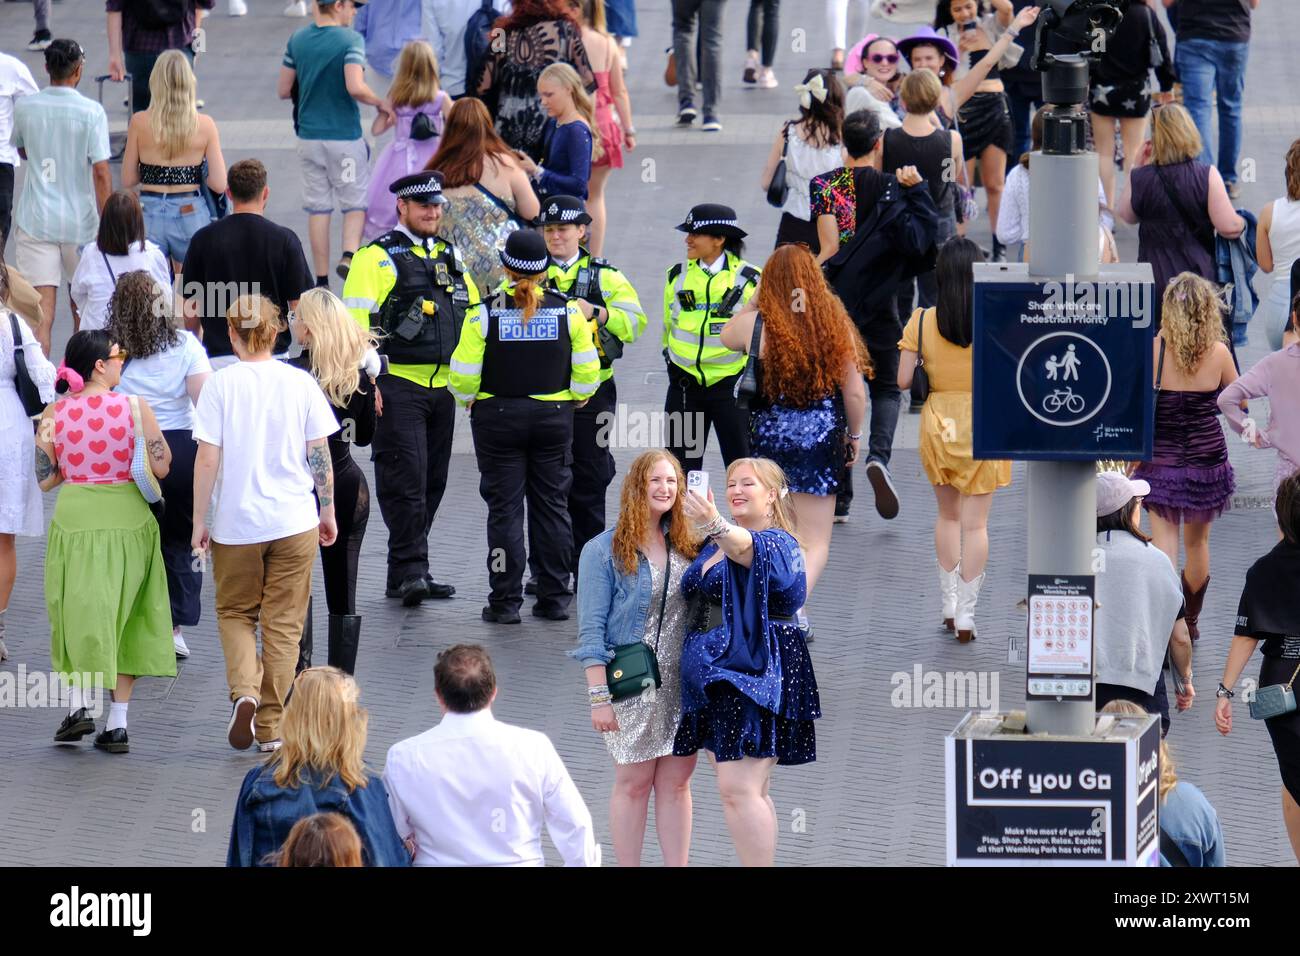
1, 0, 1298, 866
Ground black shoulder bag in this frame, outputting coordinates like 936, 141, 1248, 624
606, 543, 671, 702
733, 312, 764, 410
910, 307, 931, 406
766, 124, 790, 208
10, 312, 45, 418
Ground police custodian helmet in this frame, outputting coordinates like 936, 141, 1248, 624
536, 195, 593, 226
499, 230, 551, 276
675, 203, 747, 239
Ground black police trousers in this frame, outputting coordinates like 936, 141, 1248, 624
471, 397, 575, 614
370, 374, 454, 589
665, 366, 751, 475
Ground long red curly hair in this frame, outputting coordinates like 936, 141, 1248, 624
754, 244, 871, 407
611, 450, 701, 576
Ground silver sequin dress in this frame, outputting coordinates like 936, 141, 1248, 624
604, 551, 691, 765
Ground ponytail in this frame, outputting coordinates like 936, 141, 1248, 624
508, 271, 543, 321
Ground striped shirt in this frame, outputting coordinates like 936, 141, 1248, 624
11, 86, 111, 245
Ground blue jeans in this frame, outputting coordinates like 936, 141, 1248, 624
140, 191, 211, 264
1174, 37, 1249, 185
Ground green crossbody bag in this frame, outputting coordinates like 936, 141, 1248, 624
606, 543, 671, 702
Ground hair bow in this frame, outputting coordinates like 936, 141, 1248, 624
794, 73, 829, 111
55, 364, 85, 393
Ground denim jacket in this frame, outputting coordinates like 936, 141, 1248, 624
227, 763, 411, 867
571, 527, 661, 668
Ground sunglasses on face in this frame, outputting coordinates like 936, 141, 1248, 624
868, 53, 900, 65
108, 348, 128, 362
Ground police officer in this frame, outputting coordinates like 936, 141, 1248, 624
448, 230, 601, 624
342, 171, 480, 606
662, 203, 761, 475
537, 194, 645, 585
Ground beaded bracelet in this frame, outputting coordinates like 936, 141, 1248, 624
588, 684, 611, 699
590, 694, 613, 708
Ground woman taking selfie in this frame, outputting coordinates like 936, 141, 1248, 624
675, 457, 819, 867
573, 449, 700, 866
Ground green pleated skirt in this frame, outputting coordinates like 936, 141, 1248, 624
46, 482, 177, 688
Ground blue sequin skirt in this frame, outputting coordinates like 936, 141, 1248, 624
673, 623, 820, 766
749, 395, 846, 496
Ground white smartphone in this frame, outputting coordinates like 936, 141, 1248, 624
686, 470, 709, 496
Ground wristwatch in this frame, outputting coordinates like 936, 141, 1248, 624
1216, 683, 1235, 699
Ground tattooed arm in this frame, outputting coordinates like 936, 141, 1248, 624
137, 398, 172, 479
307, 437, 338, 547
33, 405, 63, 492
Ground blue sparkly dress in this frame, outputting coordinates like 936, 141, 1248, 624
673, 529, 820, 765
748, 358, 848, 496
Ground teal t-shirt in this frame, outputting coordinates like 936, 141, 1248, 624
284, 24, 367, 141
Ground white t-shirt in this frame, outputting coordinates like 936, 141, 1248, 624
192, 359, 339, 545
0, 53, 38, 167
116, 331, 211, 432
70, 239, 173, 331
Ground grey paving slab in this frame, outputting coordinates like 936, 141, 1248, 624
1, 0, 1298, 867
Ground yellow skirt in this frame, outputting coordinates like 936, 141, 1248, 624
919, 391, 1012, 496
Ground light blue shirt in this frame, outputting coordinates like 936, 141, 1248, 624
422, 0, 512, 97
1160, 781, 1226, 867
354, 0, 423, 79
11, 86, 110, 245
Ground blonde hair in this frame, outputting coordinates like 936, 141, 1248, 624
388, 40, 441, 110
725, 457, 799, 543
538, 62, 603, 165
148, 50, 198, 161
295, 288, 377, 407
900, 69, 942, 115
570, 0, 607, 32
226, 293, 284, 356
270, 667, 370, 792
1160, 273, 1226, 374
1101, 700, 1177, 801
1150, 104, 1203, 168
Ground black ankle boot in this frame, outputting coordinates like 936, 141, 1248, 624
327, 614, 361, 675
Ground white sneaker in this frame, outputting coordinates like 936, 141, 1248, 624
227, 696, 257, 750
757, 68, 779, 90
284, 0, 308, 15
173, 630, 190, 659
228, 0, 247, 15
258, 739, 282, 753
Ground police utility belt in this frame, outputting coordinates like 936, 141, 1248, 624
553, 258, 622, 369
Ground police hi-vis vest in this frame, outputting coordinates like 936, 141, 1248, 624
662, 252, 761, 387
546, 250, 646, 383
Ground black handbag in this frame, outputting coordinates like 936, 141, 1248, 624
9, 312, 45, 418
910, 307, 931, 406
733, 312, 764, 410
410, 110, 438, 142
606, 542, 672, 702
765, 125, 790, 208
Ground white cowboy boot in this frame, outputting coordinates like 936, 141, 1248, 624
938, 561, 961, 633
955, 572, 985, 644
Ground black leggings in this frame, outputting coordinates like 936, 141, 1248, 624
320, 457, 370, 615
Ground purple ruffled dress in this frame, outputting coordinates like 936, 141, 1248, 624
1134, 388, 1235, 524
362, 96, 449, 242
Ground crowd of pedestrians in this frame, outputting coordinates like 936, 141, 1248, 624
0, 0, 1294, 869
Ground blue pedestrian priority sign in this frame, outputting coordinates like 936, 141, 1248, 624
972, 263, 1154, 461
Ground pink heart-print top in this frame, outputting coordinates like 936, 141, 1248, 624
53, 392, 136, 485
